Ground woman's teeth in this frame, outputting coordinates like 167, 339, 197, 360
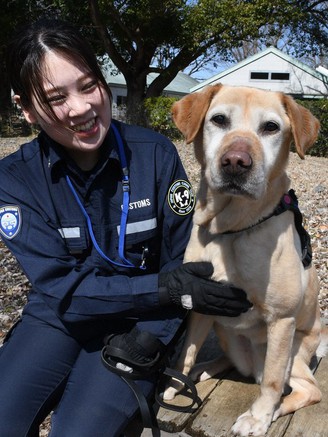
73, 118, 95, 132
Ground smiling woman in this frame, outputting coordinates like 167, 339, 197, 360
14, 51, 112, 170
0, 17, 252, 437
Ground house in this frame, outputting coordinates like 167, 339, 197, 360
101, 59, 199, 109
191, 47, 328, 99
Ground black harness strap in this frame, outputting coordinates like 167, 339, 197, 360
274, 190, 312, 267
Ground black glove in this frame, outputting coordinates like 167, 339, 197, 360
158, 262, 252, 316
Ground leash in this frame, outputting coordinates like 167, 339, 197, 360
221, 189, 312, 267
101, 315, 201, 436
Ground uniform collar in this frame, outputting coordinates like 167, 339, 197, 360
39, 125, 121, 178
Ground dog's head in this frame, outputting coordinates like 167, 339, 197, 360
172, 84, 320, 200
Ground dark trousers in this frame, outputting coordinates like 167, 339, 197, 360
0, 311, 183, 436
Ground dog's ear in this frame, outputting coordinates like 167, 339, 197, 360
172, 84, 223, 143
282, 94, 320, 159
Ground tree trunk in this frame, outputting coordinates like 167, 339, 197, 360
125, 72, 149, 126
0, 57, 13, 113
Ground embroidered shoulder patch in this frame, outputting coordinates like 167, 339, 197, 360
167, 180, 195, 216
0, 206, 22, 239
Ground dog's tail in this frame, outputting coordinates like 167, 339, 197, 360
316, 320, 328, 358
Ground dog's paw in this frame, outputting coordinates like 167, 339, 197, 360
189, 364, 212, 382
162, 379, 185, 400
198, 370, 213, 381
231, 411, 269, 436
189, 356, 231, 382
271, 407, 280, 422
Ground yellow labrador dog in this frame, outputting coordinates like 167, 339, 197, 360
163, 84, 326, 436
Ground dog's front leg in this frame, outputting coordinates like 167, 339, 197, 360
163, 312, 214, 400
231, 317, 295, 437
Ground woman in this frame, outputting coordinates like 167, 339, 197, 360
0, 18, 251, 436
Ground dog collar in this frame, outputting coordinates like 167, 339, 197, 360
221, 189, 312, 267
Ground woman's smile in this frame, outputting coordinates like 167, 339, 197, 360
71, 117, 99, 137
19, 51, 112, 169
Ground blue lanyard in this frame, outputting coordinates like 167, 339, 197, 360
66, 123, 145, 270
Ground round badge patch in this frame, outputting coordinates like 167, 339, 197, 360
167, 180, 195, 216
0, 205, 22, 239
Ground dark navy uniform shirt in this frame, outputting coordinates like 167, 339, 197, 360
0, 120, 194, 326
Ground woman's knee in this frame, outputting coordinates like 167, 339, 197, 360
0, 316, 80, 436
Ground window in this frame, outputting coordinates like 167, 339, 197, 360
250, 72, 269, 80
117, 95, 127, 106
271, 72, 290, 81
250, 71, 290, 81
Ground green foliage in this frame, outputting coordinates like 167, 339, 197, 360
1, 0, 327, 122
296, 99, 328, 158
57, 0, 328, 120
0, 0, 61, 114
143, 96, 182, 139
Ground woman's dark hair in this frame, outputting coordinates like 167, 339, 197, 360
7, 18, 112, 119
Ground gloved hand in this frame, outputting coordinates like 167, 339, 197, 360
103, 326, 165, 371
158, 262, 252, 316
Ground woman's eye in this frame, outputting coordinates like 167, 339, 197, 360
262, 121, 280, 133
47, 95, 66, 105
211, 114, 229, 128
83, 80, 98, 92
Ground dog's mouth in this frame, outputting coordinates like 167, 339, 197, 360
207, 165, 265, 199
218, 180, 257, 198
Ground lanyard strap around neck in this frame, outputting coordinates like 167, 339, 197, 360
65, 123, 145, 270
111, 123, 136, 268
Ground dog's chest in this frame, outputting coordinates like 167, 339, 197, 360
186, 222, 293, 291
202, 232, 270, 284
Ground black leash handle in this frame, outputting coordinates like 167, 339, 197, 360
156, 367, 202, 413
101, 314, 201, 436
122, 376, 161, 437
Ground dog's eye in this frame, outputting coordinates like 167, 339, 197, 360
211, 114, 229, 127
262, 121, 280, 133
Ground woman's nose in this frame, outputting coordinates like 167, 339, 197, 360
67, 94, 91, 116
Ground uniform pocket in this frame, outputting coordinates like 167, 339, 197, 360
124, 234, 161, 272
58, 222, 90, 255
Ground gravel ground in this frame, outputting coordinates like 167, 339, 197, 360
0, 136, 327, 435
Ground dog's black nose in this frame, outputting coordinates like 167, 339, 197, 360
221, 150, 252, 175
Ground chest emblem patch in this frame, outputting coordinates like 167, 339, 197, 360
167, 180, 195, 216
0, 206, 22, 239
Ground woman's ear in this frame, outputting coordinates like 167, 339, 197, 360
13, 95, 38, 124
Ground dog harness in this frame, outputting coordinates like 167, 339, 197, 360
221, 189, 312, 267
